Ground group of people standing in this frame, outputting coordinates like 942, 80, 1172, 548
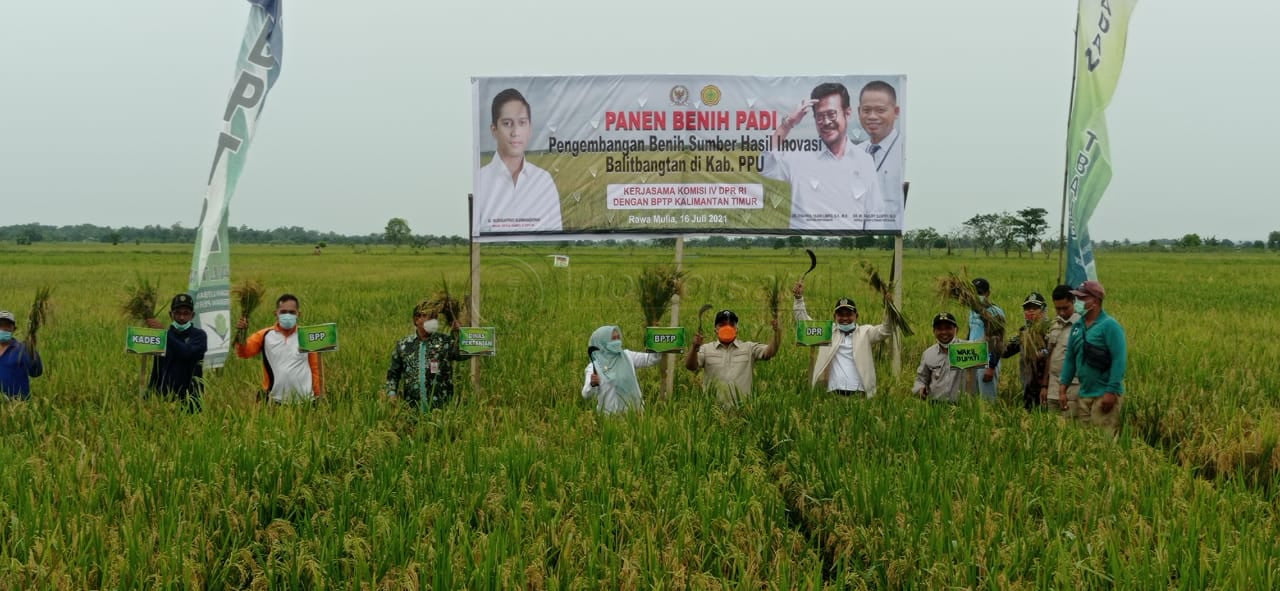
581, 276, 1128, 437
912, 278, 1128, 435
2, 275, 1127, 437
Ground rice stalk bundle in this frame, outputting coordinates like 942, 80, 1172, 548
762, 274, 784, 320
861, 262, 913, 337
936, 271, 1005, 354
26, 286, 53, 341
231, 279, 266, 343
638, 265, 685, 326
121, 275, 161, 324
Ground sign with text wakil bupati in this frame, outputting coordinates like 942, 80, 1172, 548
948, 341, 989, 370
472, 74, 907, 241
643, 326, 687, 353
298, 323, 339, 353
125, 327, 167, 356
459, 327, 497, 356
795, 320, 833, 347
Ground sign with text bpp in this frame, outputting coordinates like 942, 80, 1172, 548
795, 320, 833, 347
298, 323, 339, 353
948, 342, 989, 370
125, 326, 167, 356
644, 326, 686, 353
459, 327, 497, 356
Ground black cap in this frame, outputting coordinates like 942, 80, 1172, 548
714, 309, 738, 325
1022, 291, 1046, 309
972, 278, 991, 293
171, 293, 195, 310
932, 312, 958, 327
833, 298, 857, 313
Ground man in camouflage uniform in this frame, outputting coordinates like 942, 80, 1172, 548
385, 297, 463, 410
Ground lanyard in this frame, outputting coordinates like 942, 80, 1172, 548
871, 132, 900, 172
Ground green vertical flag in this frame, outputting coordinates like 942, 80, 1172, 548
188, 1, 283, 368
1064, 0, 1137, 287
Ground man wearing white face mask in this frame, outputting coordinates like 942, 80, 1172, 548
144, 293, 208, 412
792, 282, 893, 397
235, 293, 323, 404
385, 298, 463, 410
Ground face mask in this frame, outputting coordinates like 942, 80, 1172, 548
172, 321, 192, 331
0, 331, 11, 343
278, 313, 298, 330
716, 325, 738, 342
605, 339, 624, 353
836, 322, 856, 333
1073, 300, 1086, 316
422, 319, 440, 333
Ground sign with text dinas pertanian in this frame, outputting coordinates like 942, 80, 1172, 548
459, 327, 497, 356
948, 341, 989, 370
298, 323, 339, 353
795, 320, 833, 347
643, 326, 686, 353
125, 326, 168, 356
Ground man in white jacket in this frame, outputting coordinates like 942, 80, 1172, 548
793, 282, 894, 397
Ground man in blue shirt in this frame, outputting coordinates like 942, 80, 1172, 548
1060, 280, 1127, 436
0, 310, 43, 401
966, 277, 1006, 402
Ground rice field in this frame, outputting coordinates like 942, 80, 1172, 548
1, 242, 1278, 589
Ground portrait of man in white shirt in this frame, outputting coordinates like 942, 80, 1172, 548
474, 88, 563, 234
761, 82, 888, 231
857, 80, 905, 231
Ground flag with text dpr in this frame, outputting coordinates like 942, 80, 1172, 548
188, 0, 283, 368
1064, 0, 1136, 287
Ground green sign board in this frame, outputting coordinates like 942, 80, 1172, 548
125, 326, 167, 356
948, 341, 989, 370
644, 326, 687, 353
459, 327, 497, 356
298, 323, 339, 353
795, 320, 833, 347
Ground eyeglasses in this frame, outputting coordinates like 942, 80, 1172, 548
813, 110, 842, 124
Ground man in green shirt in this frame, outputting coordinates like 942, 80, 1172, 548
1059, 280, 1127, 436
385, 298, 463, 410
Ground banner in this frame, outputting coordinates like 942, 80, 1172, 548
643, 327, 687, 354
459, 328, 497, 356
298, 323, 339, 353
188, 0, 283, 368
948, 342, 989, 370
472, 75, 906, 240
1064, 0, 1137, 286
125, 327, 167, 356
795, 320, 833, 347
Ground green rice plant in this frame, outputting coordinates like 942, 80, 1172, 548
637, 265, 684, 326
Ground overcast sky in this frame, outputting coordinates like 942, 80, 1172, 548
3, 0, 1276, 242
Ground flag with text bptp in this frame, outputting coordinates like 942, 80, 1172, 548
1064, 0, 1137, 287
188, 0, 283, 368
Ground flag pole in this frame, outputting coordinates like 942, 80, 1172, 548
1057, 6, 1083, 285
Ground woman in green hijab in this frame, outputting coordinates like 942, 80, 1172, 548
581, 325, 661, 413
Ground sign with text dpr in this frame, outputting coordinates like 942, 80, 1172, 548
644, 327, 687, 354
126, 327, 168, 356
298, 323, 339, 353
472, 75, 907, 241
795, 320, 833, 347
460, 327, 497, 356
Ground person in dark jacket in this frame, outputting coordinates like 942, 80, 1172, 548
145, 293, 208, 412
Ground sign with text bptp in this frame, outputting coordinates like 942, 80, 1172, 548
795, 320, 833, 347
644, 326, 687, 353
298, 323, 339, 353
125, 326, 167, 356
948, 342, 989, 370
459, 327, 497, 356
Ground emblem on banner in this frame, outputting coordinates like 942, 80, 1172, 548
700, 85, 722, 106
670, 85, 690, 106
